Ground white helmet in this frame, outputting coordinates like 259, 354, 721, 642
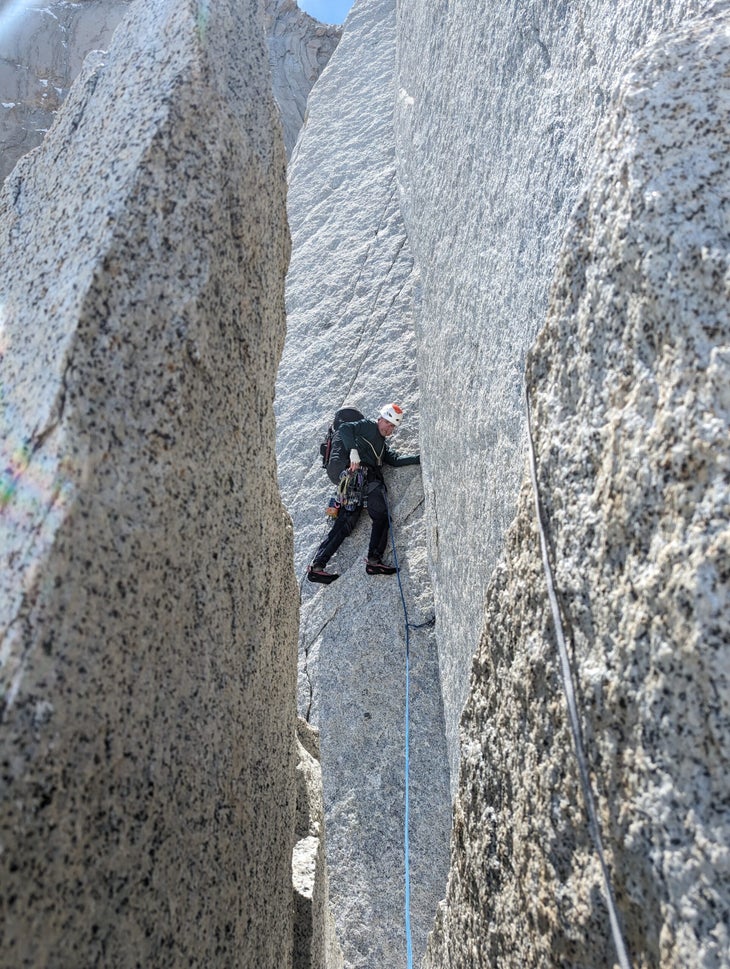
379, 402, 404, 427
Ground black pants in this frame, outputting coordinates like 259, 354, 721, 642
312, 479, 390, 567
365, 480, 389, 561
312, 507, 361, 567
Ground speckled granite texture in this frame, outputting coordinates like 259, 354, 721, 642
424, 4, 729, 967
0, 1, 297, 966
396, 0, 713, 791
275, 0, 451, 965
294, 719, 344, 969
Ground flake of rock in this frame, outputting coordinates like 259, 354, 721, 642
424, 5, 730, 967
0, 1, 299, 966
396, 0, 714, 790
294, 718, 344, 969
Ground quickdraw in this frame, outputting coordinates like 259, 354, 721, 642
336, 467, 365, 512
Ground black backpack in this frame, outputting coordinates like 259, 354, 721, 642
320, 407, 364, 484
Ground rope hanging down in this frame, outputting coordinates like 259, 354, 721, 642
385, 495, 415, 969
524, 383, 633, 969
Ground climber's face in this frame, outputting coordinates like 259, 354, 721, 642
377, 417, 396, 436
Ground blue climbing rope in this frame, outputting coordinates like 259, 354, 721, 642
385, 495, 414, 969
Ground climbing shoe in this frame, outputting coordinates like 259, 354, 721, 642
365, 558, 398, 576
307, 565, 339, 584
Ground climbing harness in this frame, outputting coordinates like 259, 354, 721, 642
524, 382, 633, 969
385, 494, 435, 969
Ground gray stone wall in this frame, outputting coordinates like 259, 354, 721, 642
276, 0, 451, 965
294, 719, 344, 969
424, 4, 730, 966
395, 0, 712, 791
0, 1, 298, 965
0, 0, 131, 184
265, 0, 341, 157
0, 0, 338, 184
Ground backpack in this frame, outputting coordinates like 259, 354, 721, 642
320, 407, 364, 484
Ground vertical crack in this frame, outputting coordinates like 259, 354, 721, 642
299, 606, 341, 724
301, 634, 314, 722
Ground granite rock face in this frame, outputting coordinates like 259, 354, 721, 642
265, 0, 341, 157
0, 0, 131, 184
0, 0, 337, 184
424, 5, 730, 967
396, 0, 712, 789
294, 719, 344, 969
0, 1, 298, 966
278, 0, 728, 963
276, 0, 451, 965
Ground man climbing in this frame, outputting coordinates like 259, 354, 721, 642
307, 403, 420, 584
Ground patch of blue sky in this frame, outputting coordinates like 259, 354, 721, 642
298, 0, 353, 26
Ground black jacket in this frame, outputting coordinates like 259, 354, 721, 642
338, 419, 420, 472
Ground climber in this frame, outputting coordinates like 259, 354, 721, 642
306, 403, 420, 584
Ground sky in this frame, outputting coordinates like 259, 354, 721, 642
298, 0, 354, 25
